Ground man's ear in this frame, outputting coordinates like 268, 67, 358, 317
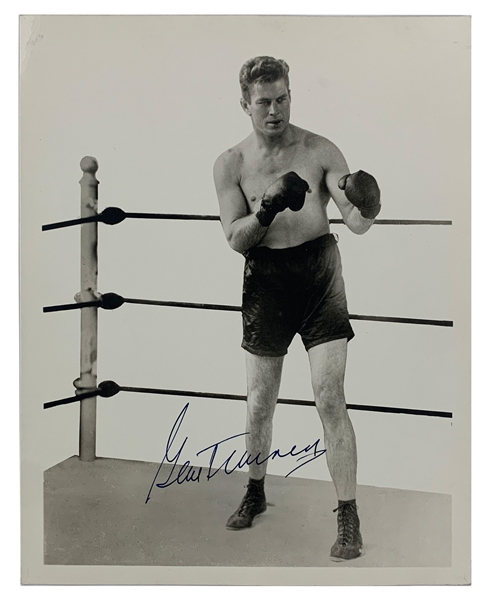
240, 97, 251, 116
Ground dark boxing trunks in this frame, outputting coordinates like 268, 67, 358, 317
241, 234, 354, 357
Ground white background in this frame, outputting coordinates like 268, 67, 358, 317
22, 15, 467, 493
2, 0, 486, 597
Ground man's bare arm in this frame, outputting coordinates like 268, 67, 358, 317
226, 212, 270, 255
213, 151, 269, 254
322, 140, 378, 235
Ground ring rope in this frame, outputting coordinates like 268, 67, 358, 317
43, 379, 453, 418
42, 206, 453, 231
43, 292, 454, 328
42, 191, 454, 423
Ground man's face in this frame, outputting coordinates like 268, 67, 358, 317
241, 78, 291, 136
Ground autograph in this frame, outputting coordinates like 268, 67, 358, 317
146, 403, 326, 503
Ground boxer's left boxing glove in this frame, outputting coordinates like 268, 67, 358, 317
338, 170, 381, 220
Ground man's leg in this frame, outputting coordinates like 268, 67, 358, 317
245, 351, 284, 478
307, 338, 362, 560
308, 338, 356, 499
226, 351, 284, 529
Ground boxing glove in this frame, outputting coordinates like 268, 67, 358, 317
255, 171, 310, 227
338, 170, 381, 220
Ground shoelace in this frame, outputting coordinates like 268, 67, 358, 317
237, 484, 263, 515
333, 503, 358, 547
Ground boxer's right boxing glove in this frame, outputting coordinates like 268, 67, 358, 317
255, 171, 310, 227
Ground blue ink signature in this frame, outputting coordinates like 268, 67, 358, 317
145, 403, 326, 503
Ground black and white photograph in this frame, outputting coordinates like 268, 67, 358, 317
18, 12, 471, 586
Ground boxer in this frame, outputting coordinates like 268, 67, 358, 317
213, 56, 380, 561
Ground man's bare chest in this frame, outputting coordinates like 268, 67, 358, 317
239, 151, 326, 203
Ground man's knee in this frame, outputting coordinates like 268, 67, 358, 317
314, 381, 347, 421
245, 352, 283, 421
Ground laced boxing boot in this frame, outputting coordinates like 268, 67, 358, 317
226, 478, 267, 530
330, 500, 363, 561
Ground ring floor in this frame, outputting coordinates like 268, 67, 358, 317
44, 456, 451, 567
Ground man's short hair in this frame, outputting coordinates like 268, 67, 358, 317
239, 56, 290, 103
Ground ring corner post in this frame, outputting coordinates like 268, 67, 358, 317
78, 156, 99, 461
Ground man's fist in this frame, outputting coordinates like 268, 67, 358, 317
338, 170, 381, 220
255, 171, 310, 227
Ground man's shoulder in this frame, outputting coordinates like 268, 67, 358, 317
294, 126, 346, 170
214, 139, 250, 184
295, 126, 339, 153
215, 145, 243, 167
214, 139, 249, 173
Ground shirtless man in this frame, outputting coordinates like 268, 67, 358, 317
213, 56, 381, 561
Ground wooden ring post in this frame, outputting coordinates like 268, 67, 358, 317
76, 156, 99, 461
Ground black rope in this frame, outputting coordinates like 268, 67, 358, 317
42, 207, 220, 230
42, 215, 98, 230
123, 298, 242, 312
43, 300, 101, 312
43, 380, 121, 409
43, 292, 453, 327
348, 314, 453, 327
43, 379, 452, 418
42, 206, 452, 231
43, 388, 100, 409
125, 212, 220, 221
365, 219, 452, 226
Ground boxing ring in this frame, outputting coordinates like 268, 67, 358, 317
42, 157, 454, 567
